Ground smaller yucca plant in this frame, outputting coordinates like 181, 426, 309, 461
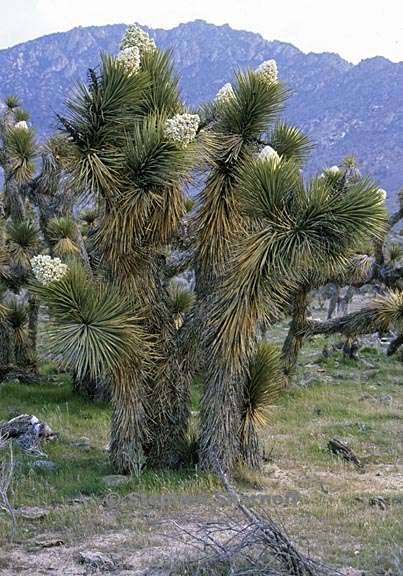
47, 217, 79, 257
167, 281, 195, 329
0, 302, 8, 322
14, 109, 30, 122
4, 96, 20, 110
80, 209, 98, 228
388, 243, 403, 264
371, 290, 403, 332
240, 342, 285, 468
7, 221, 39, 268
241, 343, 284, 430
0, 245, 9, 268
6, 299, 28, 347
4, 125, 36, 183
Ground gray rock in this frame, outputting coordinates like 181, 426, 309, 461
79, 550, 119, 570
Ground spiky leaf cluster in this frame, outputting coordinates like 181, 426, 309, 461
241, 342, 284, 435
32, 264, 147, 379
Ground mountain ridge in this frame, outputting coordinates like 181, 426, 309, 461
1, 20, 402, 208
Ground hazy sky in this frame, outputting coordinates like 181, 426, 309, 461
1, 0, 402, 63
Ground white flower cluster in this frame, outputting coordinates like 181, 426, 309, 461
31, 255, 68, 285
120, 24, 156, 54
116, 46, 141, 74
14, 120, 29, 130
256, 59, 278, 85
164, 113, 200, 147
258, 145, 281, 165
377, 188, 387, 202
319, 165, 340, 179
215, 83, 235, 105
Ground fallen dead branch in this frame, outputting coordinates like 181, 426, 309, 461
327, 438, 362, 470
168, 460, 339, 576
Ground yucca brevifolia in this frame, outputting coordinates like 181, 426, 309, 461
0, 99, 91, 373
0, 100, 36, 222
0, 219, 41, 370
240, 342, 284, 468
199, 154, 386, 471
53, 25, 199, 471
194, 62, 312, 470
282, 165, 403, 374
280, 161, 372, 377
32, 263, 149, 469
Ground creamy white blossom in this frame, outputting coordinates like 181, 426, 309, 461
116, 47, 141, 74
215, 83, 235, 105
120, 24, 156, 54
327, 165, 341, 175
256, 59, 278, 84
378, 188, 387, 201
14, 120, 29, 130
258, 145, 281, 165
31, 255, 68, 285
164, 113, 200, 147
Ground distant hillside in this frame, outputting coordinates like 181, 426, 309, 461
1, 20, 402, 208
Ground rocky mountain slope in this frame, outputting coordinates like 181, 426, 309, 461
1, 20, 402, 207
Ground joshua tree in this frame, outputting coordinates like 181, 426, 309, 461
0, 97, 91, 376
198, 150, 387, 471
34, 25, 199, 472
281, 164, 403, 376
18, 26, 402, 478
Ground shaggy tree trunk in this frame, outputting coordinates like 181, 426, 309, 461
149, 329, 201, 469
3, 174, 25, 223
240, 420, 262, 470
0, 322, 13, 367
326, 285, 340, 320
73, 222, 93, 277
27, 294, 39, 371
109, 369, 147, 475
282, 286, 310, 380
142, 257, 197, 469
199, 369, 241, 473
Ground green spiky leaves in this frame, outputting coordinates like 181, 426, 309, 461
241, 342, 284, 432
3, 124, 36, 183
369, 290, 403, 332
205, 159, 388, 372
47, 217, 79, 257
269, 122, 312, 164
217, 70, 288, 140
14, 109, 30, 122
58, 55, 148, 197
5, 299, 28, 346
32, 263, 147, 379
4, 96, 20, 110
7, 221, 39, 268
167, 281, 195, 328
